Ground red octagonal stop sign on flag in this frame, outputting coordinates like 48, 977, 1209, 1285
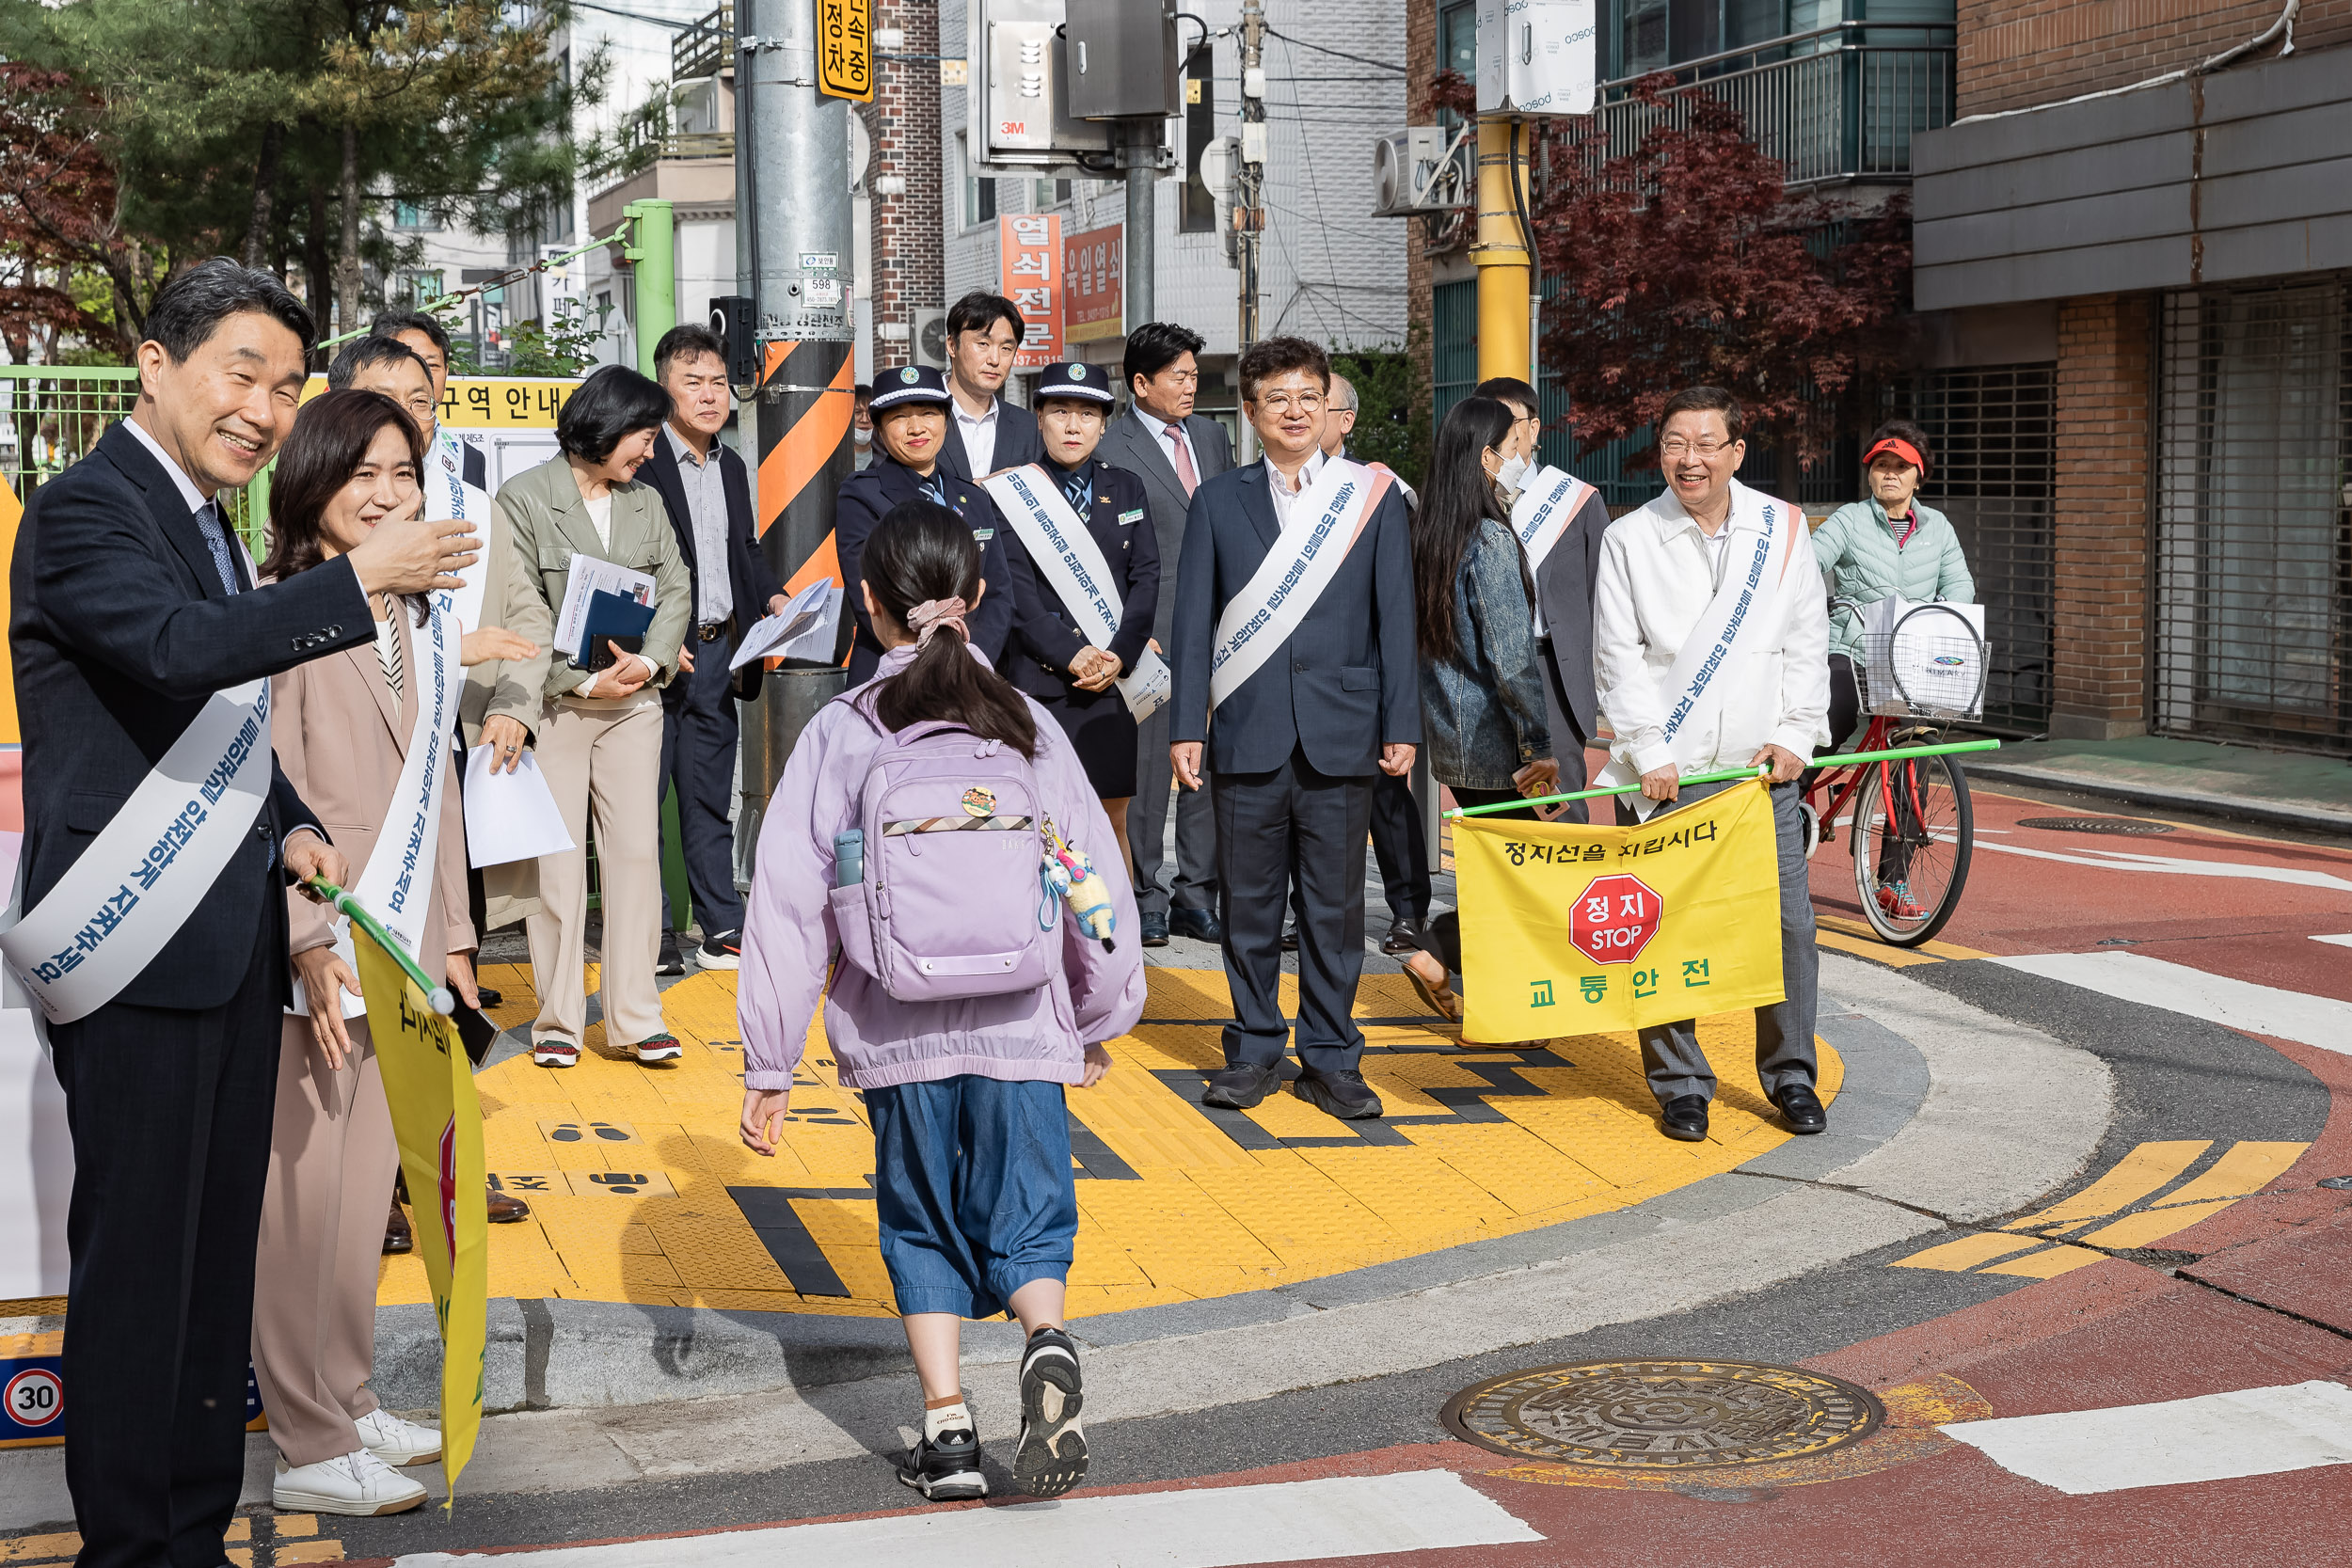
1567, 874, 1663, 966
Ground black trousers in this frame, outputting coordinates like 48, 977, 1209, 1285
659, 633, 745, 937
51, 907, 283, 1568
1288, 768, 1428, 933
1133, 702, 1217, 916
1214, 749, 1373, 1075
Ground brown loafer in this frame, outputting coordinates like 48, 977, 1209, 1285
486, 1186, 531, 1224
383, 1198, 414, 1255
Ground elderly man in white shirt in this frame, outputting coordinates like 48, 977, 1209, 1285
1591, 386, 1831, 1145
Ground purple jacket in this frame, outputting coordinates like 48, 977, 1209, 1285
738, 644, 1147, 1092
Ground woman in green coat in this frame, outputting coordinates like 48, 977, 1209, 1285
1809, 419, 1975, 752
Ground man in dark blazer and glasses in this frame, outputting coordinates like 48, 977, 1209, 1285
1168, 336, 1418, 1123
4, 260, 476, 1567
640, 324, 788, 974
1097, 322, 1232, 946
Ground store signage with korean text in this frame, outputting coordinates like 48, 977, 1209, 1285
1064, 224, 1123, 343
999, 214, 1062, 370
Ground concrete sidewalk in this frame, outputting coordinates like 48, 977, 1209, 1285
1967, 734, 2352, 834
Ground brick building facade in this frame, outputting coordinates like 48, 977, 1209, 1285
867, 0, 945, 373
1956, 0, 2352, 117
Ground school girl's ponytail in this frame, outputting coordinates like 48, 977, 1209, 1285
864, 499, 1041, 759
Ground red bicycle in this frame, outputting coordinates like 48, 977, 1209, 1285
1800, 597, 1988, 946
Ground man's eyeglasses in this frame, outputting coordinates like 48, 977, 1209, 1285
1256, 392, 1324, 415
1660, 437, 1733, 458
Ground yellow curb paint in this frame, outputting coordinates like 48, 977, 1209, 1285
1999, 1141, 2212, 1233
1888, 1231, 2047, 1273
1979, 1242, 2107, 1279
378, 968, 1839, 1318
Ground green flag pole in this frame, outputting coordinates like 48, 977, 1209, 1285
1445, 737, 2003, 818
303, 877, 456, 1014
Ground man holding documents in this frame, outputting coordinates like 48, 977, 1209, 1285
5, 260, 476, 1565
482, 366, 691, 1069
641, 325, 787, 973
1591, 386, 1831, 1145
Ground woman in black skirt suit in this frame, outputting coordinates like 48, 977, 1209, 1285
999, 360, 1162, 864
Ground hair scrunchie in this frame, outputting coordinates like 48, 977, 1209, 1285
905, 596, 970, 648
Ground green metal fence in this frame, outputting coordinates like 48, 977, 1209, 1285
2, 366, 270, 548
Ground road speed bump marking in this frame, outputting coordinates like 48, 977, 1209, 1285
1891, 1138, 2309, 1278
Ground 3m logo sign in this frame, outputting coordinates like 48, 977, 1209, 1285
1568, 875, 1661, 966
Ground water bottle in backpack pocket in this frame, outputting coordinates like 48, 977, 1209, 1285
826, 718, 1055, 1003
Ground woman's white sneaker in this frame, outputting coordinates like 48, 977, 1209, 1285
354, 1406, 442, 1465
273, 1448, 428, 1515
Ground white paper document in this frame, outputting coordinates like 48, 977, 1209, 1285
729, 580, 843, 671
553, 554, 659, 659
462, 746, 576, 867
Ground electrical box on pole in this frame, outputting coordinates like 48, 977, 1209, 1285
969, 0, 1117, 169
1475, 0, 1598, 117
1064, 0, 1180, 119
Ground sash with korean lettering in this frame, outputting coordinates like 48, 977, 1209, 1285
292, 598, 456, 1019
981, 464, 1170, 721
429, 429, 494, 633
1206, 457, 1392, 711
1509, 466, 1596, 573
1594, 480, 1808, 819
0, 680, 272, 1025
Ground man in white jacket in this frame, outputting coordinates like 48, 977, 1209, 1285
1591, 387, 1831, 1144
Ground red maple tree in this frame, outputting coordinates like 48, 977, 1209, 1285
1532, 74, 1912, 473
0, 65, 146, 359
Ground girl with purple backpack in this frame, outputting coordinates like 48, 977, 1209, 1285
738, 499, 1145, 1502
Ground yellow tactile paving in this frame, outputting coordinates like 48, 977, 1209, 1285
376, 966, 1839, 1320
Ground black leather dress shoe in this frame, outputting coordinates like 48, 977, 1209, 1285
1169, 906, 1225, 943
1660, 1094, 1709, 1142
1295, 1068, 1383, 1120
476, 985, 503, 1009
1140, 911, 1169, 948
1201, 1062, 1280, 1110
1774, 1082, 1828, 1134
1380, 919, 1422, 957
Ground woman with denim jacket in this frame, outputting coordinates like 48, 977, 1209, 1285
1397, 396, 1560, 1025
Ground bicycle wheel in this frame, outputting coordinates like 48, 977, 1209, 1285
1850, 754, 1973, 946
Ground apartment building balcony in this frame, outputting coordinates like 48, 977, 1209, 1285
1594, 22, 1955, 188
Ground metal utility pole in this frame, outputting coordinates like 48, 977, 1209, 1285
1472, 114, 1533, 385
735, 0, 858, 857
1235, 0, 1265, 354
622, 198, 676, 379
1121, 119, 1157, 329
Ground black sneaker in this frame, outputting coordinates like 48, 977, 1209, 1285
655, 934, 686, 977
696, 928, 743, 971
1295, 1068, 1383, 1120
1013, 1327, 1088, 1497
897, 1423, 986, 1501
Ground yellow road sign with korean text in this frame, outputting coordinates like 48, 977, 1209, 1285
818, 0, 874, 101
1455, 779, 1786, 1039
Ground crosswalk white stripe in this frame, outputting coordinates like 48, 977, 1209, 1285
1970, 837, 2352, 894
2312, 933, 2352, 949
1941, 1380, 2352, 1495
1994, 951, 2352, 1055
389, 1468, 1543, 1568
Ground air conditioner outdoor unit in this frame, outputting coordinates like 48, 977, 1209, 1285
1372, 125, 1470, 217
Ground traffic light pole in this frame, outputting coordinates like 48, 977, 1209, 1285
736, 0, 857, 864
1473, 115, 1533, 385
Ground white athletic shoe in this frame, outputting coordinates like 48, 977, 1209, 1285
273, 1448, 428, 1516
354, 1405, 442, 1465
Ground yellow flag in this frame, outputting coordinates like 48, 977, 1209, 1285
1455, 779, 1785, 1040
355, 927, 487, 1503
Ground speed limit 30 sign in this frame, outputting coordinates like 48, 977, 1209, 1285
3, 1367, 61, 1433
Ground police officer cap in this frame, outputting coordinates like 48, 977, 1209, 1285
868, 364, 952, 411
1034, 361, 1114, 405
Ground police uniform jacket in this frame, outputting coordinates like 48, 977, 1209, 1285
834, 453, 1016, 682
1002, 459, 1160, 704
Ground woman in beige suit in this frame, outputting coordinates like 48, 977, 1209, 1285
255, 389, 535, 1516
476, 367, 691, 1068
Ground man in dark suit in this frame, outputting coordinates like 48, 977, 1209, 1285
642, 324, 789, 973
6, 260, 474, 1567
1096, 322, 1233, 946
1476, 376, 1613, 823
834, 365, 1017, 677
935, 290, 1044, 484
1168, 337, 1418, 1122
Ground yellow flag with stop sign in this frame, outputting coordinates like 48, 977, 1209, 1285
1454, 778, 1786, 1040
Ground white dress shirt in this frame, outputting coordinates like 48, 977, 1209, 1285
1134, 406, 1201, 486
1264, 447, 1328, 531
952, 394, 1000, 476
1592, 482, 1830, 778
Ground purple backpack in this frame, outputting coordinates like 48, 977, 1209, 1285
829, 708, 1053, 1003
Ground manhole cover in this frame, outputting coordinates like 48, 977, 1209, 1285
1441, 1359, 1883, 1468
2016, 816, 2174, 835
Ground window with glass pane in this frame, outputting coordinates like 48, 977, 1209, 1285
1439, 1, 1476, 127
1616, 0, 1667, 76
1181, 45, 1216, 232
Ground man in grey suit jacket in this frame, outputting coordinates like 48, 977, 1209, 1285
1097, 322, 1234, 945
1479, 376, 1613, 823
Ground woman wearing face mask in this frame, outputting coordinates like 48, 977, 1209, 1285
1394, 395, 1559, 1027
252, 389, 535, 1516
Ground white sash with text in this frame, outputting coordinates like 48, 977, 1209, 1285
1207, 458, 1391, 711
1510, 466, 1596, 573
0, 681, 273, 1024
981, 465, 1170, 721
